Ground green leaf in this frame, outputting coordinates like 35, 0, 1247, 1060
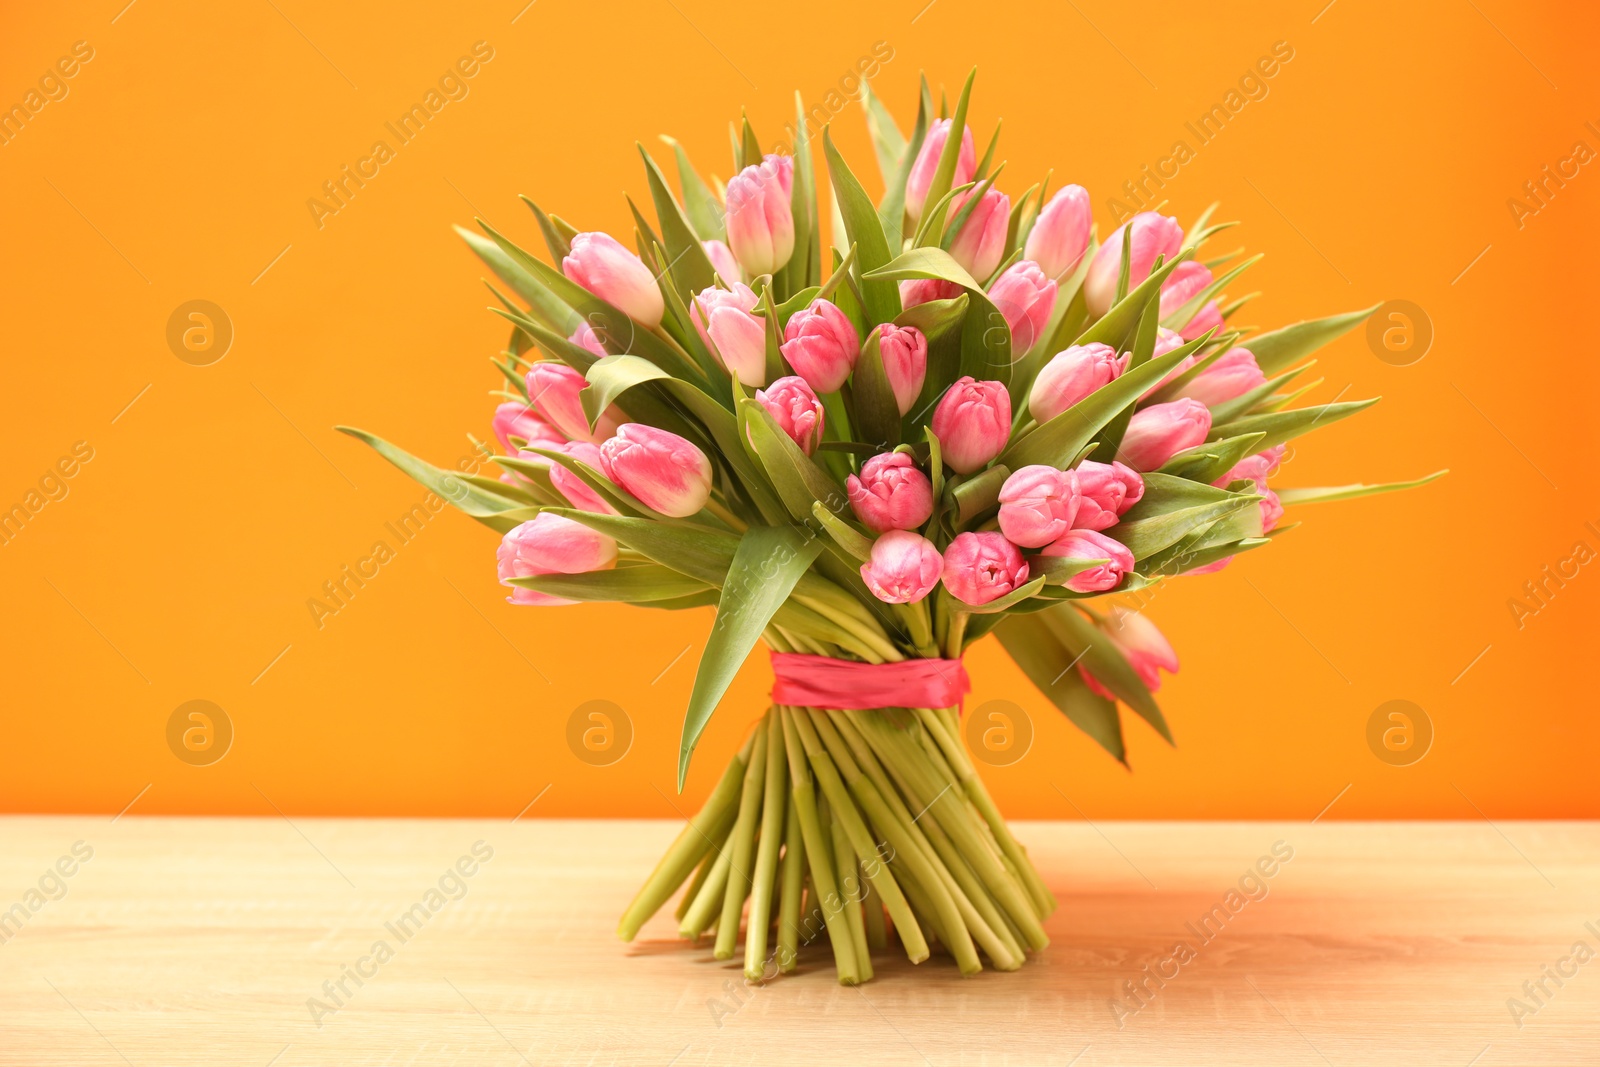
781, 91, 821, 298
512, 565, 713, 603
1154, 432, 1267, 485
1160, 254, 1262, 334
1210, 398, 1379, 452
1276, 470, 1447, 507
895, 294, 969, 424
1206, 364, 1316, 424
639, 144, 718, 301
999, 334, 1204, 470
1074, 248, 1193, 352
1040, 606, 1171, 744
1090, 291, 1162, 463
1034, 555, 1113, 585
1139, 534, 1270, 578
994, 613, 1124, 762
874, 87, 927, 253
810, 501, 874, 561
823, 128, 899, 327
519, 197, 572, 263
660, 135, 725, 241
679, 526, 824, 787
456, 226, 580, 334
551, 509, 740, 587
1119, 471, 1241, 521
1247, 304, 1379, 375
740, 398, 850, 520
949, 463, 1009, 526
861, 78, 907, 184
914, 68, 976, 245
1111, 494, 1260, 562
336, 427, 528, 533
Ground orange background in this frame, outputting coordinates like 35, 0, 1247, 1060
1, 0, 1594, 821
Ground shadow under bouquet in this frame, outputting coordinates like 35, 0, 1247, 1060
343, 70, 1440, 985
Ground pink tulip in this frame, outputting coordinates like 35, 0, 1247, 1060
725, 154, 794, 277
526, 362, 622, 444
692, 283, 768, 387
562, 232, 664, 328
702, 238, 741, 285
1072, 460, 1145, 530
860, 530, 943, 604
497, 513, 617, 605
989, 260, 1058, 352
1041, 528, 1134, 592
599, 424, 713, 517
1215, 445, 1285, 489
754, 375, 825, 455
1080, 606, 1178, 697
1028, 343, 1128, 423
548, 442, 618, 515
569, 321, 610, 357
948, 187, 1010, 282
1119, 398, 1212, 471
930, 377, 1011, 474
905, 119, 976, 224
846, 452, 934, 533
997, 465, 1081, 548
1158, 260, 1223, 341
1083, 212, 1185, 317
780, 299, 860, 393
876, 324, 928, 415
899, 277, 965, 309
1025, 185, 1092, 280
492, 402, 565, 454
1175, 347, 1265, 407
942, 531, 1029, 606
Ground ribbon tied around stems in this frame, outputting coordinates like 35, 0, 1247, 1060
769, 651, 970, 711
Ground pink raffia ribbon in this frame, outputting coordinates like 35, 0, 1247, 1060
769, 652, 970, 711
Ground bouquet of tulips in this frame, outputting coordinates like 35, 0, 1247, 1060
342, 71, 1439, 985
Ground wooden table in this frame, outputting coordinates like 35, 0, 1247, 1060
1, 817, 1594, 1065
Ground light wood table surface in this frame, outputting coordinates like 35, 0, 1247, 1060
1, 817, 1595, 1065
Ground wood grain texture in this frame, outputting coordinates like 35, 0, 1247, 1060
0, 817, 1595, 1066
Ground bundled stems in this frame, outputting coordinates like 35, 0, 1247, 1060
619, 702, 1054, 985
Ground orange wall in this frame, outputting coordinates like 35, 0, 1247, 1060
1, 0, 1595, 821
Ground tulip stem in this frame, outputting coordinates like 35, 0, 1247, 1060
944, 610, 969, 659
701, 496, 748, 532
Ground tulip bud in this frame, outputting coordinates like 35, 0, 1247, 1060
780, 299, 860, 393
497, 513, 617, 605
846, 452, 934, 533
692, 283, 768, 387
1119, 398, 1212, 471
942, 531, 1029, 606
875, 324, 928, 415
702, 238, 741, 285
899, 277, 965, 310
599, 424, 714, 518
1157, 260, 1225, 342
1080, 606, 1178, 696
1041, 528, 1134, 592
997, 465, 1081, 548
860, 530, 943, 604
905, 118, 976, 223
492, 401, 565, 454
1025, 185, 1092, 280
930, 377, 1011, 474
1083, 212, 1185, 317
1174, 347, 1265, 407
561, 232, 664, 328
569, 320, 610, 357
1215, 445, 1285, 489
1028, 343, 1128, 424
1072, 460, 1144, 530
948, 187, 1010, 282
548, 441, 618, 515
725, 154, 794, 277
754, 375, 825, 455
988, 260, 1058, 352
526, 362, 622, 444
